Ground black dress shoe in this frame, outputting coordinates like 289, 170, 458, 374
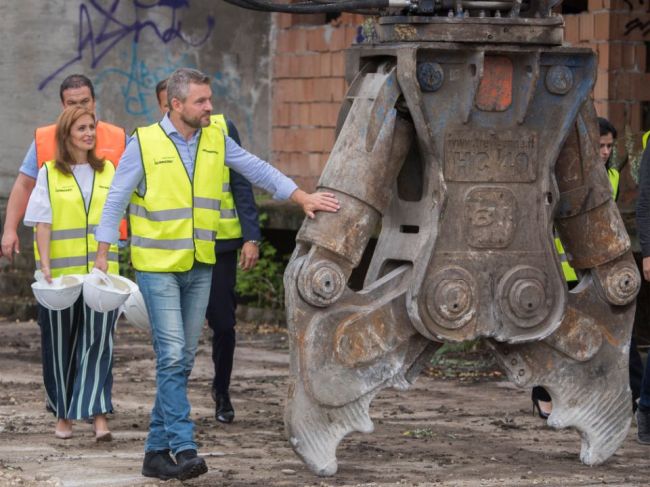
142, 450, 180, 480
215, 392, 235, 424
175, 449, 208, 480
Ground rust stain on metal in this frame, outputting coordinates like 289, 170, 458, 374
476, 56, 513, 111
393, 24, 417, 41
283, 11, 639, 479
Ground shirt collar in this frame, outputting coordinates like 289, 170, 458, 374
160, 113, 201, 142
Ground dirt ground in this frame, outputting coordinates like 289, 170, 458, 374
0, 318, 649, 487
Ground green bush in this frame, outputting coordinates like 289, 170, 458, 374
235, 240, 288, 310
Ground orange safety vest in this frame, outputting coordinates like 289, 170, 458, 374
35, 120, 128, 240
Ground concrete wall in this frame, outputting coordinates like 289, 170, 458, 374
0, 0, 271, 218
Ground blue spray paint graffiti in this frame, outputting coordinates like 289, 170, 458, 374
40, 0, 260, 140
93, 41, 191, 122
39, 0, 214, 91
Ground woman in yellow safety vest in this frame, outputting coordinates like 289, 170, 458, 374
24, 106, 119, 441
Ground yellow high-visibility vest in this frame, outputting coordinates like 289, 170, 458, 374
643, 130, 649, 150
555, 167, 620, 282
36, 161, 119, 277
129, 122, 224, 272
211, 114, 243, 241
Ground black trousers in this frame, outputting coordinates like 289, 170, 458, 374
206, 250, 238, 395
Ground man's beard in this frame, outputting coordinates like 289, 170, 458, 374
181, 112, 210, 129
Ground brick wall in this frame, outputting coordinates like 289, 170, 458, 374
564, 0, 649, 134
271, 8, 649, 192
271, 13, 363, 192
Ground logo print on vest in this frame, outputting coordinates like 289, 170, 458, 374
154, 157, 175, 165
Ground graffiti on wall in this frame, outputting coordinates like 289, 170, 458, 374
38, 0, 263, 136
39, 0, 214, 91
623, 0, 650, 37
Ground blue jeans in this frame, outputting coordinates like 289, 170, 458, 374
137, 263, 213, 454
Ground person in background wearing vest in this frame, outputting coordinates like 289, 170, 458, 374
0, 74, 126, 418
1, 74, 126, 261
156, 78, 260, 424
23, 106, 121, 441
635, 139, 650, 444
93, 68, 339, 481
531, 117, 644, 419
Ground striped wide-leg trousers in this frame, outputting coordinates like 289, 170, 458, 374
38, 295, 118, 420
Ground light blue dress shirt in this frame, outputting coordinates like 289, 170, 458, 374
95, 114, 298, 244
19, 141, 39, 179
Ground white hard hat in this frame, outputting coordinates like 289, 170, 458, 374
83, 269, 132, 313
32, 273, 84, 310
120, 286, 150, 333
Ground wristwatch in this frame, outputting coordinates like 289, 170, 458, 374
246, 240, 261, 246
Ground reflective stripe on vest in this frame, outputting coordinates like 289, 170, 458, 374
35, 161, 119, 277
130, 122, 224, 272
211, 114, 243, 240
35, 121, 128, 240
555, 167, 620, 282
35, 121, 126, 169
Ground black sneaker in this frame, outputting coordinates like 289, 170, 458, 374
175, 449, 208, 480
637, 409, 650, 445
214, 392, 235, 424
142, 450, 180, 480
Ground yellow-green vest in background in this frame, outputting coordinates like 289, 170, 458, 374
36, 160, 119, 277
211, 114, 243, 241
129, 122, 224, 272
555, 167, 620, 282
643, 130, 649, 150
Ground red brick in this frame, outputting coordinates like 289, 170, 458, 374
307, 27, 329, 52
588, 0, 603, 11
319, 52, 332, 77
275, 30, 291, 53
593, 12, 610, 40
564, 15, 580, 45
594, 100, 609, 118
593, 73, 610, 100
641, 75, 650, 101
294, 14, 327, 27
273, 79, 290, 103
311, 78, 330, 102
273, 55, 291, 78
345, 26, 359, 46
331, 51, 346, 77
579, 13, 594, 42
288, 56, 300, 77
637, 43, 647, 73
319, 128, 336, 152
289, 103, 300, 125
608, 102, 626, 130
612, 72, 632, 99
609, 42, 623, 70
271, 128, 286, 151
622, 43, 637, 70
321, 152, 331, 167
597, 43, 610, 69
329, 27, 348, 51
285, 29, 308, 53
292, 176, 318, 193
330, 78, 348, 101
308, 103, 323, 126
630, 102, 641, 132
274, 103, 290, 127
611, 13, 648, 42
276, 13, 292, 30
300, 103, 311, 126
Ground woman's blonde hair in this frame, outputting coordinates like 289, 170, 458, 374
54, 106, 104, 175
